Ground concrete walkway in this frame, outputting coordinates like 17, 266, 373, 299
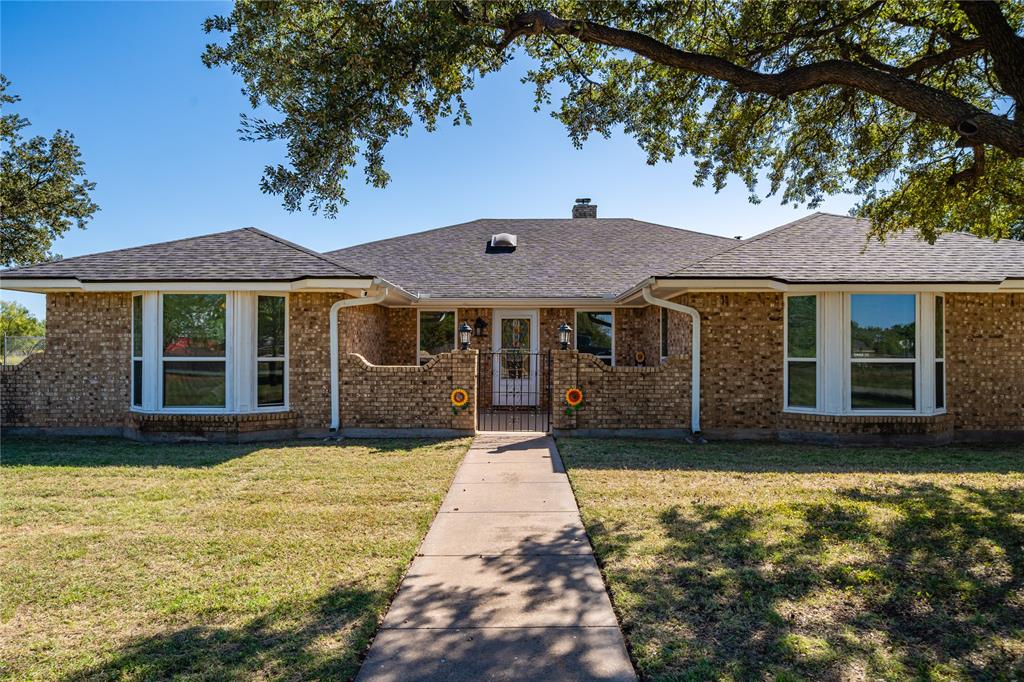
357, 433, 636, 682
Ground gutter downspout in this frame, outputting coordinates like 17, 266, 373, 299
330, 288, 390, 431
642, 286, 701, 434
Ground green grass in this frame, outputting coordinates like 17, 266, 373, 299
0, 437, 470, 681
559, 438, 1024, 681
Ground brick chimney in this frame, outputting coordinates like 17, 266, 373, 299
572, 198, 597, 219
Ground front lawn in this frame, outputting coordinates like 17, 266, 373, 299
1, 437, 470, 680
559, 438, 1024, 681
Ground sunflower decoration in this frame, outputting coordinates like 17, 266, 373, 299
564, 387, 584, 415
450, 388, 470, 413
634, 350, 646, 366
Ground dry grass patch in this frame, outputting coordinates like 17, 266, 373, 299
559, 438, 1024, 681
1, 437, 470, 680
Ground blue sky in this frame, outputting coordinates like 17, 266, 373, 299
2, 1, 857, 319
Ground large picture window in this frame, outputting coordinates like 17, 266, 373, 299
935, 295, 945, 410
257, 296, 286, 407
576, 311, 613, 365
162, 294, 227, 408
786, 295, 817, 409
418, 311, 455, 365
849, 294, 916, 410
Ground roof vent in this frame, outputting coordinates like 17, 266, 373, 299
572, 198, 597, 219
490, 233, 517, 249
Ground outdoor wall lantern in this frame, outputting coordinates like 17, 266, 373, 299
559, 322, 573, 350
459, 322, 473, 350
473, 316, 488, 338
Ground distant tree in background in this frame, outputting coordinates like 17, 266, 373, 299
204, 0, 1024, 242
0, 76, 98, 267
0, 300, 45, 338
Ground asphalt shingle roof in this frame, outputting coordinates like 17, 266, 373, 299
665, 213, 1024, 284
1, 228, 366, 281
326, 218, 737, 299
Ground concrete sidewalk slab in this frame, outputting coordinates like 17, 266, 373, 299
440, 481, 578, 512
453, 460, 565, 483
357, 433, 636, 681
382, 554, 618, 628
358, 627, 635, 682
418, 511, 590, 555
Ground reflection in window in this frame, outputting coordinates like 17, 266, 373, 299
577, 311, 613, 365
660, 308, 669, 359
500, 317, 531, 379
935, 295, 945, 410
162, 294, 226, 408
786, 295, 817, 409
419, 311, 455, 365
132, 295, 143, 407
850, 294, 916, 410
257, 296, 286, 407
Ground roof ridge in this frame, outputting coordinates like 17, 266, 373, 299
242, 227, 366, 277
623, 218, 737, 242
0, 227, 254, 275
327, 219, 486, 256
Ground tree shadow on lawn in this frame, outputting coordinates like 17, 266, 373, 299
64, 581, 384, 681
558, 437, 1024, 474
0, 436, 467, 468
589, 481, 1024, 680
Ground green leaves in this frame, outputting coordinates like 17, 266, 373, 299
204, 1, 1024, 240
0, 76, 99, 267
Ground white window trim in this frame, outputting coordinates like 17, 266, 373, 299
416, 308, 458, 366
131, 294, 144, 408
783, 293, 821, 413
935, 294, 946, 412
574, 309, 615, 366
784, 291, 946, 417
131, 291, 290, 414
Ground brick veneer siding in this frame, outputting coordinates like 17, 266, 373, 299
779, 413, 954, 445
551, 350, 690, 433
1, 293, 130, 429
614, 306, 661, 367
385, 307, 417, 365
946, 293, 1024, 436
338, 350, 477, 432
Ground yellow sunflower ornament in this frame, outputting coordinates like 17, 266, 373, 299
564, 387, 584, 415
450, 388, 470, 413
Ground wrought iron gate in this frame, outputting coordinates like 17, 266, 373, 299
477, 350, 551, 432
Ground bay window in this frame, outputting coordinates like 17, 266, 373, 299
576, 311, 614, 365
131, 291, 289, 413
785, 295, 818, 409
784, 292, 946, 416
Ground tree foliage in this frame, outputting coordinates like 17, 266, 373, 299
0, 76, 99, 267
0, 300, 45, 337
203, 1, 1024, 241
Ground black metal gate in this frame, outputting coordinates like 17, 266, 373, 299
477, 351, 551, 432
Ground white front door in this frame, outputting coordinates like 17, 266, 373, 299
492, 310, 539, 406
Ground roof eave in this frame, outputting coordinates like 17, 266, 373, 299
0, 276, 380, 294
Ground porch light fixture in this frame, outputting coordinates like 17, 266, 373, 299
473, 316, 488, 338
559, 322, 573, 350
459, 322, 472, 350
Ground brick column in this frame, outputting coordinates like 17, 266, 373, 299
550, 350, 578, 431
450, 349, 479, 432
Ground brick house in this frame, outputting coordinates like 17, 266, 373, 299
2, 202, 1022, 444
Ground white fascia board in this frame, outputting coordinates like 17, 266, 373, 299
0, 278, 377, 293
640, 278, 1010, 295
407, 297, 621, 308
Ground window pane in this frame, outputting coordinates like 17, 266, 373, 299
850, 294, 915, 359
163, 361, 226, 407
418, 311, 455, 363
132, 296, 143, 357
258, 361, 285, 407
787, 296, 816, 358
257, 296, 286, 357
787, 361, 816, 408
935, 296, 944, 359
132, 360, 143, 407
163, 294, 226, 357
660, 308, 669, 358
935, 362, 945, 409
851, 362, 915, 409
577, 311, 613, 358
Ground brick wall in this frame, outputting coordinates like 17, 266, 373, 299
946, 293, 1024, 434
338, 350, 477, 432
1, 292, 130, 429
614, 306, 661, 367
675, 292, 784, 432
